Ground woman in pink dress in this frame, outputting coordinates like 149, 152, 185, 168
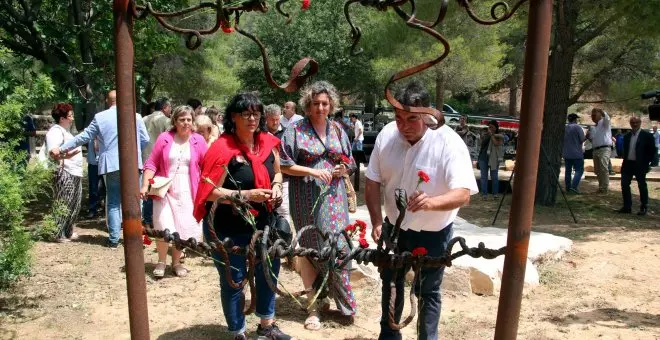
140, 105, 208, 278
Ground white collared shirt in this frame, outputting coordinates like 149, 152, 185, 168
366, 122, 478, 232
628, 130, 640, 161
592, 112, 612, 148
280, 114, 303, 129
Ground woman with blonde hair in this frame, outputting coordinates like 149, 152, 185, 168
195, 114, 217, 147
280, 80, 357, 330
140, 105, 207, 278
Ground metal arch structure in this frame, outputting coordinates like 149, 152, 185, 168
112, 0, 552, 339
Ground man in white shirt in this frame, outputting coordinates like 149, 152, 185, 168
587, 108, 612, 193
365, 81, 478, 340
280, 101, 303, 129
350, 114, 364, 151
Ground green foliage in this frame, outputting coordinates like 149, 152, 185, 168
0, 72, 55, 289
236, 1, 378, 104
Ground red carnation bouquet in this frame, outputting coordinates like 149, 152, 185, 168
345, 219, 369, 249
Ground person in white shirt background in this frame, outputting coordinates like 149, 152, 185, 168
280, 101, 303, 129
365, 80, 478, 340
350, 113, 364, 151
46, 103, 83, 242
586, 108, 612, 193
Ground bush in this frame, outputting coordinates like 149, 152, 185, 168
0, 73, 55, 289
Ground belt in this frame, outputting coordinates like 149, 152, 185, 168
594, 145, 611, 150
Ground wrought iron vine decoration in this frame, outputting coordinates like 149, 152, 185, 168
131, 0, 529, 118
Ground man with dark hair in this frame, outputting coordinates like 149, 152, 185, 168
350, 113, 364, 151
365, 81, 478, 340
563, 113, 586, 194
187, 98, 203, 117
618, 116, 657, 216
455, 114, 469, 143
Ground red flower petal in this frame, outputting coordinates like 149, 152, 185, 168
355, 220, 367, 229
417, 170, 430, 183
344, 224, 356, 232
411, 247, 428, 257
301, 0, 311, 10
358, 238, 369, 249
142, 235, 152, 246
248, 208, 259, 217
148, 178, 155, 185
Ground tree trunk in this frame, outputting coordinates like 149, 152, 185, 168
435, 67, 445, 109
508, 74, 519, 117
534, 0, 579, 206
364, 92, 376, 113
72, 0, 98, 128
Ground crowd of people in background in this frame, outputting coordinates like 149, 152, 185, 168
36, 79, 481, 340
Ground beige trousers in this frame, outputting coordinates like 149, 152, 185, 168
592, 147, 611, 192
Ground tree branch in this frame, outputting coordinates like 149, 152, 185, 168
569, 40, 638, 105
574, 12, 620, 48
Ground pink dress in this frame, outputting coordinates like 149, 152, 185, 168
153, 141, 202, 240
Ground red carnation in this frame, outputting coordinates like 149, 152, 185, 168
341, 155, 351, 164
221, 21, 233, 33
417, 170, 430, 183
143, 235, 152, 246
345, 224, 356, 232
148, 178, 155, 185
301, 0, 310, 10
248, 208, 259, 217
358, 238, 369, 249
411, 247, 428, 257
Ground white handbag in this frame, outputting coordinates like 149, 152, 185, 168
146, 142, 186, 198
147, 176, 173, 198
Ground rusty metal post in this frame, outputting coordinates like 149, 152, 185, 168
494, 0, 553, 339
114, 0, 150, 339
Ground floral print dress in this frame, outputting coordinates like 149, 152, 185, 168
280, 117, 357, 316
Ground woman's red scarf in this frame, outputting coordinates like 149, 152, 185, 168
193, 131, 281, 222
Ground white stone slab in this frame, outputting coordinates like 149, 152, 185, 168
347, 206, 572, 296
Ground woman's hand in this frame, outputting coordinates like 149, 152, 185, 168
140, 184, 149, 200
269, 184, 283, 207
331, 164, 348, 178
245, 189, 272, 203
313, 169, 332, 185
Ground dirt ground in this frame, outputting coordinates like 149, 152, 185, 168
1, 173, 660, 340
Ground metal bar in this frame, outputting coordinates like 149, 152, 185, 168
493, 0, 553, 339
114, 0, 150, 339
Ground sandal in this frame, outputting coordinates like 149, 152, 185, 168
172, 264, 188, 277
153, 262, 166, 278
319, 297, 331, 313
304, 311, 321, 331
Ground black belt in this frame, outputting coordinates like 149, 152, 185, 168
594, 145, 611, 150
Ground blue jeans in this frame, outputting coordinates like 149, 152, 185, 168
379, 224, 453, 340
478, 159, 499, 196
103, 171, 122, 244
142, 198, 153, 225
352, 140, 363, 151
564, 158, 584, 191
204, 223, 279, 335
103, 170, 141, 244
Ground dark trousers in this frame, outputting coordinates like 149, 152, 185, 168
621, 160, 649, 210
87, 164, 105, 213
379, 224, 453, 340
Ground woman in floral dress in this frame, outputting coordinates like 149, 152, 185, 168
280, 81, 357, 330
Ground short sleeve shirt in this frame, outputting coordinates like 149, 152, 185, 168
366, 122, 478, 232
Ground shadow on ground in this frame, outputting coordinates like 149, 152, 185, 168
545, 308, 660, 329
157, 324, 232, 340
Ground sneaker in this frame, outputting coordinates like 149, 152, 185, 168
568, 188, 581, 195
85, 211, 97, 219
255, 323, 293, 340
234, 334, 247, 340
107, 241, 119, 249
492, 195, 500, 201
